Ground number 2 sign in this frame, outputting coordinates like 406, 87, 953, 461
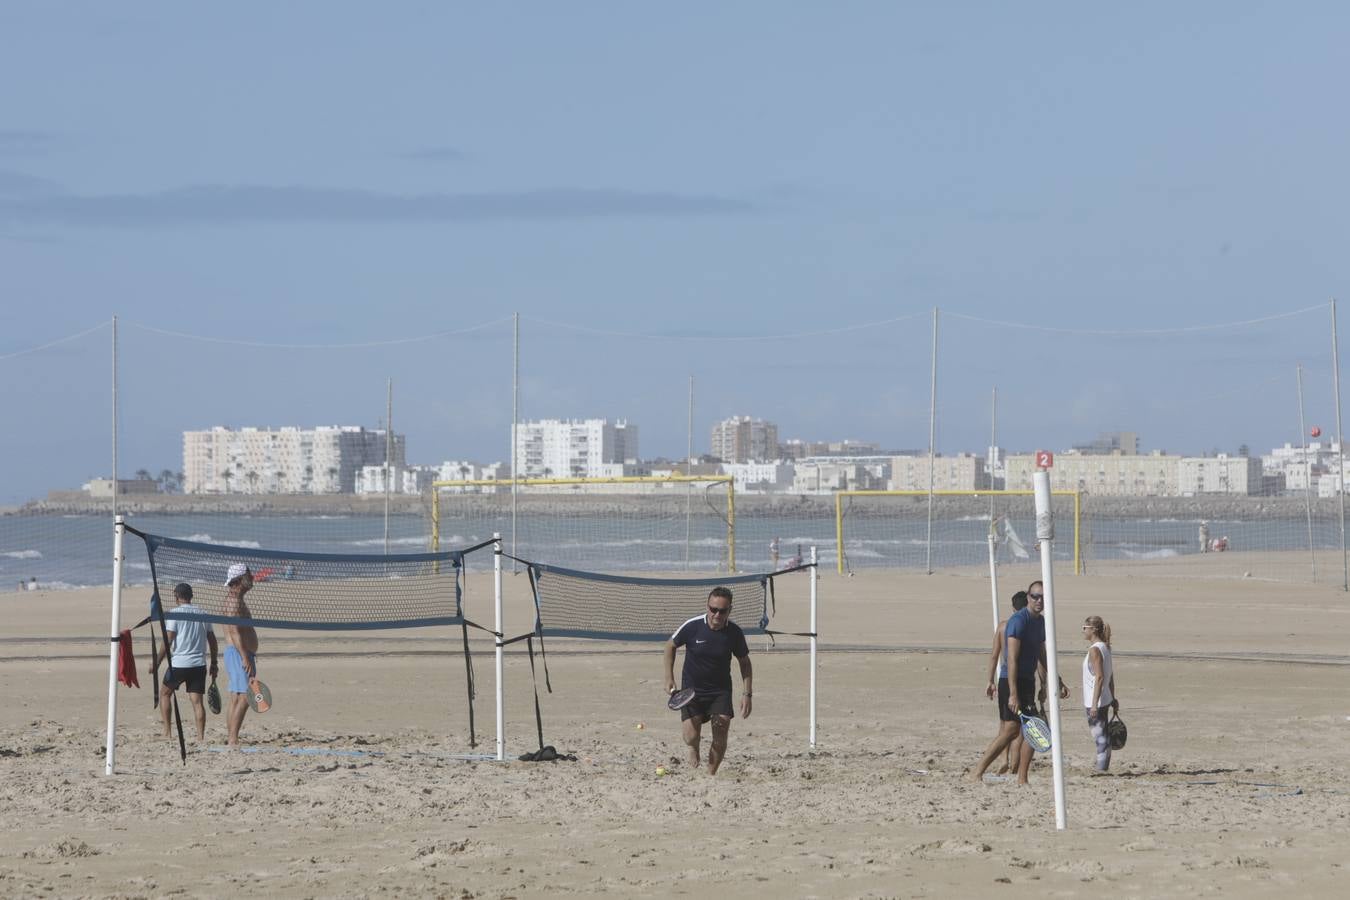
1035, 450, 1054, 469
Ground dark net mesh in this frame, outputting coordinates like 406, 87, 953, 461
529, 563, 771, 641
133, 529, 474, 630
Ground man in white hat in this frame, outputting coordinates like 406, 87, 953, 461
222, 563, 259, 748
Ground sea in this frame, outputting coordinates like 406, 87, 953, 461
2, 511, 1344, 590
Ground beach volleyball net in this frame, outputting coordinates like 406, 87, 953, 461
502, 549, 820, 755
835, 490, 1081, 575
105, 522, 498, 773
429, 475, 736, 572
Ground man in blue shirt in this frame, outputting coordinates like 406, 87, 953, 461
966, 581, 1067, 784
663, 587, 753, 775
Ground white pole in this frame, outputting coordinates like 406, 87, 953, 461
988, 387, 1000, 635
925, 307, 939, 574
104, 515, 127, 776
111, 315, 119, 519
809, 545, 818, 749
511, 314, 520, 573
1331, 300, 1347, 590
987, 525, 1000, 634
1033, 469, 1067, 830
493, 532, 505, 761
384, 377, 392, 555
1296, 365, 1316, 583
686, 375, 694, 569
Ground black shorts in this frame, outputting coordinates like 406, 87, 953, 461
681, 690, 734, 723
997, 675, 1037, 722
163, 665, 207, 694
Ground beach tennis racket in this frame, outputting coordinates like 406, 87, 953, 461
667, 688, 696, 711
206, 678, 222, 715
247, 678, 272, 714
1018, 712, 1053, 753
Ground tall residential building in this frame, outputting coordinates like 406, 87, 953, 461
710, 416, 779, 463
183, 425, 404, 494
1178, 455, 1264, 496
512, 418, 638, 479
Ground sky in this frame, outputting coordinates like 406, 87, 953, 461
2, 3, 1349, 504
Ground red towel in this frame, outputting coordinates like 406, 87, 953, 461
117, 630, 140, 688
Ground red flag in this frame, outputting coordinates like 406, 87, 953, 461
117, 630, 140, 688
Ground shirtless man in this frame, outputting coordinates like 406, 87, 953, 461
221, 563, 259, 748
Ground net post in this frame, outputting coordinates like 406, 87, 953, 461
726, 480, 736, 572
834, 493, 845, 575
493, 532, 505, 762
104, 515, 126, 776
987, 520, 1000, 635
809, 546, 818, 749
1034, 470, 1068, 830
430, 485, 440, 554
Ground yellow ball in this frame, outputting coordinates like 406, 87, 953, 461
655, 766, 668, 776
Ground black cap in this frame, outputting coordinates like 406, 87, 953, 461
173, 582, 193, 600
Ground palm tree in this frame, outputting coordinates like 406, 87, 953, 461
245, 470, 259, 493
134, 468, 152, 481
221, 470, 233, 494
326, 467, 339, 493
158, 469, 176, 493
274, 470, 286, 493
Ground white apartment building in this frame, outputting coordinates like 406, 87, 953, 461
1005, 451, 1180, 496
512, 419, 638, 480
183, 425, 404, 494
887, 454, 989, 492
1263, 442, 1340, 492
721, 462, 795, 493
711, 416, 779, 463
1178, 455, 1263, 496
792, 461, 881, 494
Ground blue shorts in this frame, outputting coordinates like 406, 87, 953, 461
223, 646, 256, 694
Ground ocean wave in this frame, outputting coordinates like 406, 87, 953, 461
3, 550, 43, 559
175, 533, 263, 549
1119, 547, 1180, 560
346, 536, 430, 548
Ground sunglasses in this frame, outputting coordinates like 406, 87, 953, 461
707, 605, 731, 615
1028, 593, 1044, 600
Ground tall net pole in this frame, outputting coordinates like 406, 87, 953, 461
104, 515, 126, 776
685, 375, 694, 569
1296, 365, 1316, 583
384, 377, 392, 555
925, 307, 939, 574
511, 312, 519, 569
111, 314, 119, 521
988, 387, 999, 633
1333, 300, 1347, 590
1034, 469, 1068, 830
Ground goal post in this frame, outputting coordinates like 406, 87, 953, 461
835, 489, 1081, 575
430, 475, 736, 572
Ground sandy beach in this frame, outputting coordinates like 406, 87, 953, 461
2, 562, 1348, 898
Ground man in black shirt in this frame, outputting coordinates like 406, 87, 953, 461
663, 586, 753, 775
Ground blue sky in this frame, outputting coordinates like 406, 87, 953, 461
2, 3, 1348, 503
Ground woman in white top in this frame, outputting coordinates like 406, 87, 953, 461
1081, 616, 1118, 772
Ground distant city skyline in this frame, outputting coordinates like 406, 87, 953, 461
4, 5, 1349, 504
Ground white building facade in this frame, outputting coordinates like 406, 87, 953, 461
512, 419, 638, 480
1178, 455, 1263, 496
887, 454, 989, 491
183, 425, 404, 494
1005, 451, 1180, 496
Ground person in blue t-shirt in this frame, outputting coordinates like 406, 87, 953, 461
967, 580, 1068, 784
662, 587, 753, 775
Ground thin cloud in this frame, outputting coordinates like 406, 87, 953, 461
0, 183, 756, 227
399, 146, 469, 162
0, 170, 61, 197
0, 130, 59, 156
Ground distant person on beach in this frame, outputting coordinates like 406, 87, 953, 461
979, 590, 1029, 775
967, 580, 1067, 784
770, 536, 781, 570
222, 563, 259, 748
1199, 521, 1210, 553
1081, 615, 1118, 773
663, 586, 753, 775
149, 582, 218, 742
27, 577, 37, 591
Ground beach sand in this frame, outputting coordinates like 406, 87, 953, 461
2, 565, 1347, 898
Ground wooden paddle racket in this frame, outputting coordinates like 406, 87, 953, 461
667, 688, 696, 711
206, 678, 222, 715
247, 678, 272, 714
